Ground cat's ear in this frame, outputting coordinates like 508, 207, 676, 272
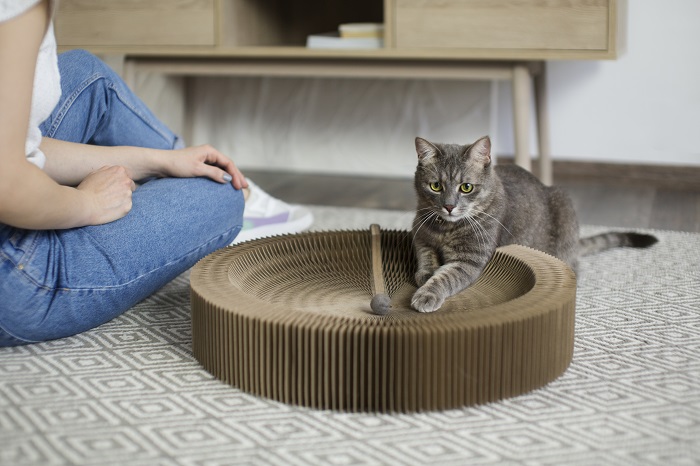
415, 137, 439, 162
467, 136, 492, 167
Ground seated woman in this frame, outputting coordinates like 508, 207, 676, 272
0, 0, 311, 346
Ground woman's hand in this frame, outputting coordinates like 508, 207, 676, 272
164, 144, 248, 190
76, 165, 136, 225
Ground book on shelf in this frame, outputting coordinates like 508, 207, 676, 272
306, 32, 383, 49
339, 23, 384, 39
306, 23, 385, 49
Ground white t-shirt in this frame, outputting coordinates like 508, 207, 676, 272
0, 0, 60, 169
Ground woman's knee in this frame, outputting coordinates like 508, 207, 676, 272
49, 49, 182, 149
58, 49, 116, 83
192, 178, 245, 236
188, 179, 244, 247
136, 177, 244, 244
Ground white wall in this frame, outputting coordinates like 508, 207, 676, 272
496, 0, 700, 166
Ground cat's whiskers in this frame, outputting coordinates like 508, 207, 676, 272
414, 209, 437, 232
401, 207, 431, 234
471, 209, 513, 238
469, 216, 489, 250
398, 209, 425, 241
463, 214, 494, 251
398, 209, 422, 225
461, 216, 484, 252
411, 209, 439, 246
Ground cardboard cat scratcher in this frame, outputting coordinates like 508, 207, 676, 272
190, 225, 576, 412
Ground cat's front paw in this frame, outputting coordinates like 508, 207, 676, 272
411, 287, 445, 313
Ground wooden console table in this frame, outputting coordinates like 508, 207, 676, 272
56, 0, 626, 185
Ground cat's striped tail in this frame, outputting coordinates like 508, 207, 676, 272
578, 232, 658, 257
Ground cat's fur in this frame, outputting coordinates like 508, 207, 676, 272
411, 136, 657, 313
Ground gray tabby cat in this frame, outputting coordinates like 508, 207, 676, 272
411, 136, 657, 313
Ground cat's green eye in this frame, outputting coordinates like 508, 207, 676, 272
460, 183, 474, 194
429, 182, 442, 192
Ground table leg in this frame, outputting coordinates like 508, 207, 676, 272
182, 76, 196, 146
123, 58, 137, 92
534, 63, 553, 185
512, 64, 532, 172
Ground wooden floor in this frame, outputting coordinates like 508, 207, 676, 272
245, 169, 700, 233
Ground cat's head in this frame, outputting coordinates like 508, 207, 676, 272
414, 136, 494, 222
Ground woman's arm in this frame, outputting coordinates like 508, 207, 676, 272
0, 2, 135, 230
40, 138, 248, 190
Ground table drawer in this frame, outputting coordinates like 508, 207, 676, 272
55, 0, 216, 47
394, 0, 612, 52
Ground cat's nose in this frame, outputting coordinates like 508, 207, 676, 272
444, 204, 455, 213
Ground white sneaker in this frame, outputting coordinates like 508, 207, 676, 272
232, 178, 314, 244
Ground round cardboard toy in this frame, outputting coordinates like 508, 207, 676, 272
190, 226, 576, 413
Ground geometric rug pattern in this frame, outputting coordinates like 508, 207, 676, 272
1, 206, 699, 465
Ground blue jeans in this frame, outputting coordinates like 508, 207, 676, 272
0, 50, 244, 346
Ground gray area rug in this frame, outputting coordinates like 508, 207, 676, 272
2, 206, 699, 465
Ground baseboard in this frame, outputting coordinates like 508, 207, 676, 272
497, 158, 700, 191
